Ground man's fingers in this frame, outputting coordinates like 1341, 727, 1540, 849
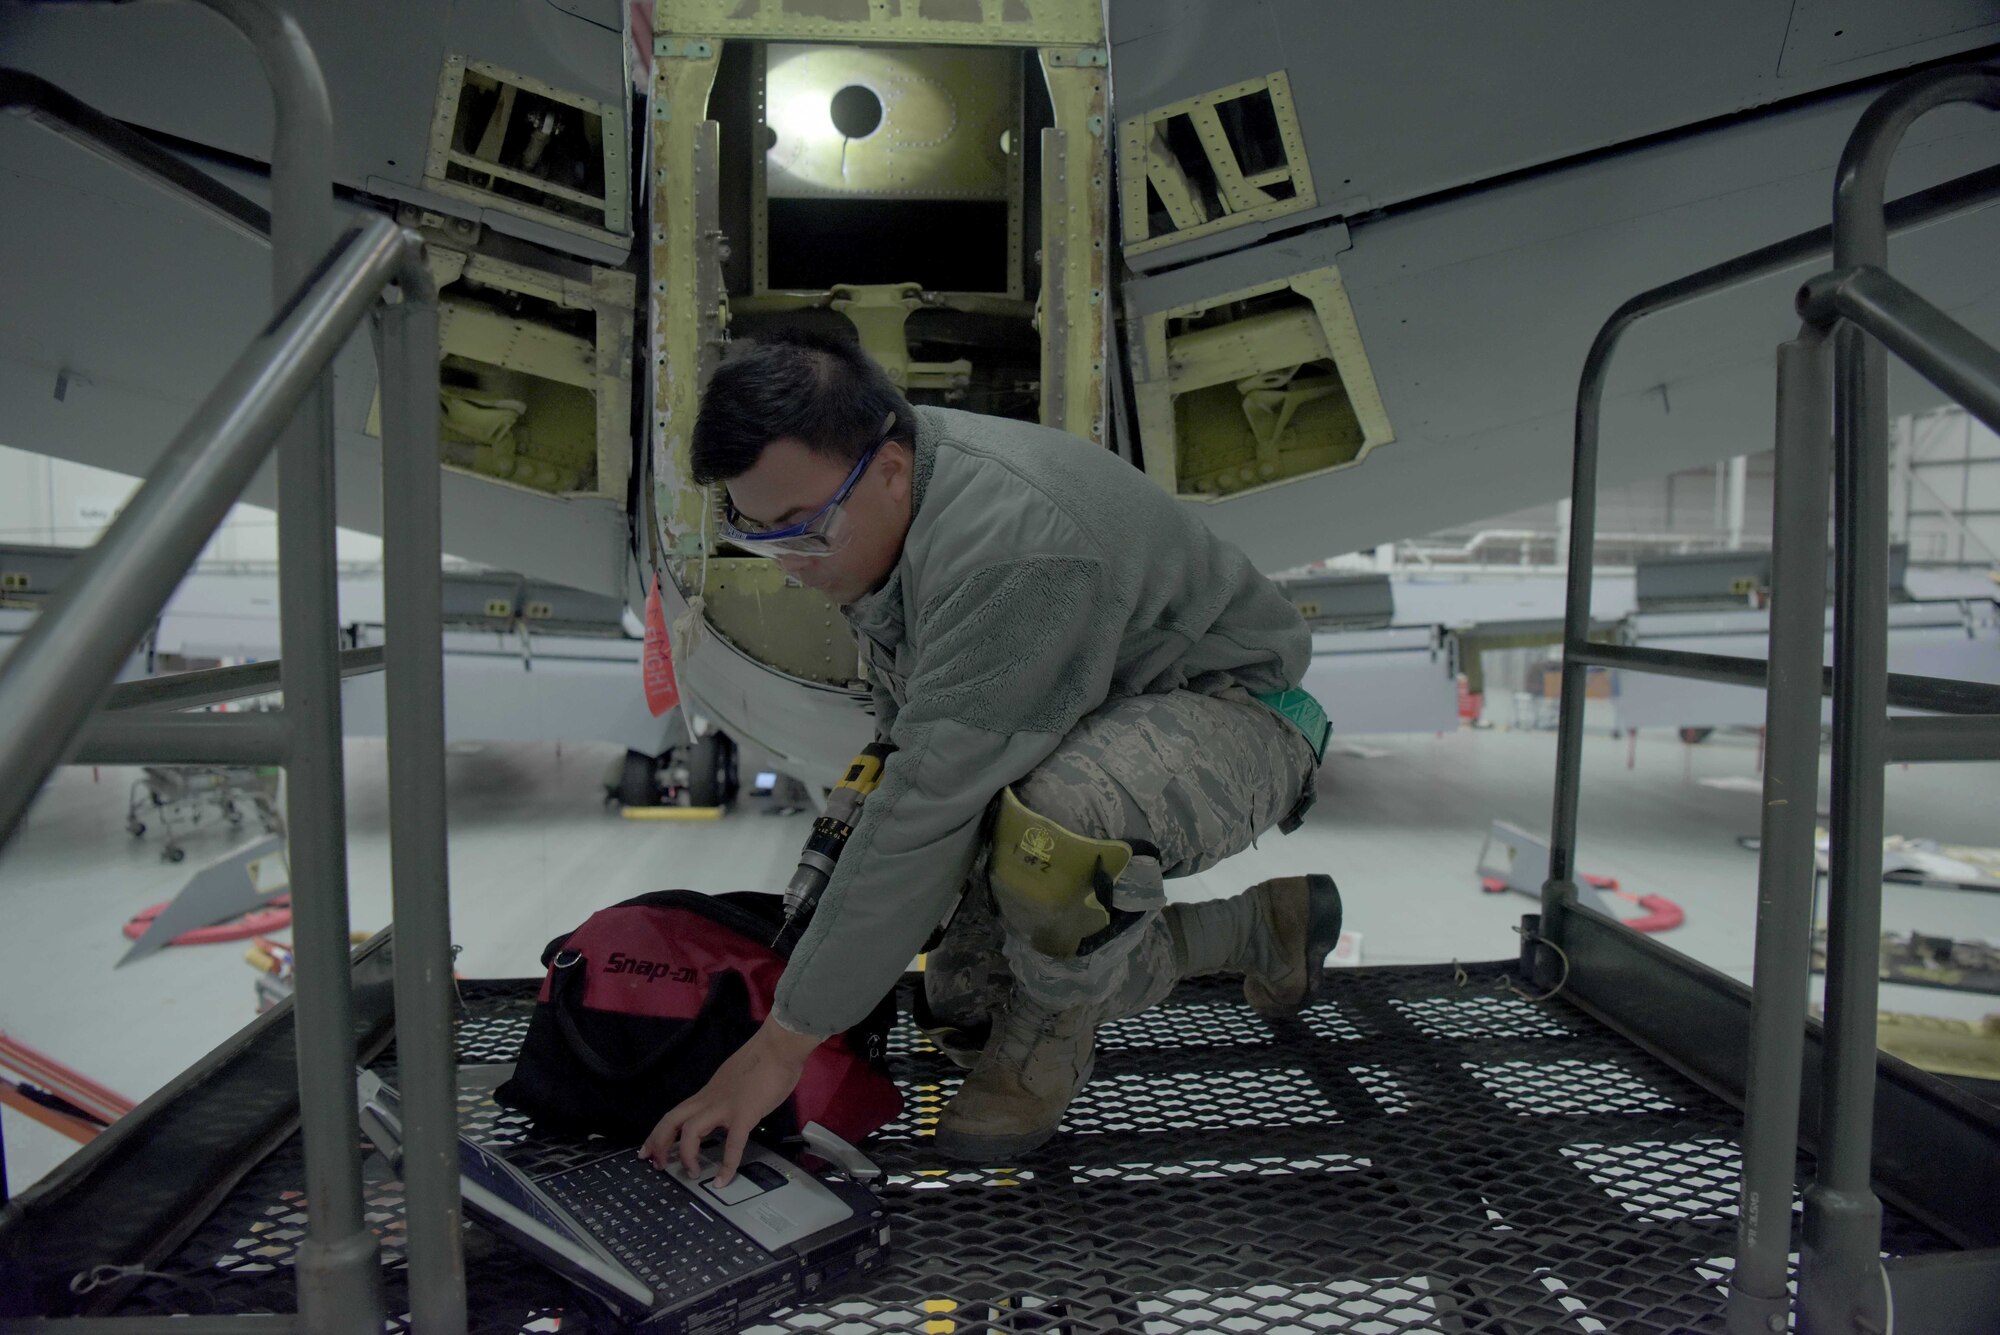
678, 1113, 715, 1179
641, 1103, 690, 1167
716, 1120, 752, 1188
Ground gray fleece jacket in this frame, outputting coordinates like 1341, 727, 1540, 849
770, 406, 1311, 1037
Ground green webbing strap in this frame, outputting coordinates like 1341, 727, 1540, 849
1253, 686, 1332, 765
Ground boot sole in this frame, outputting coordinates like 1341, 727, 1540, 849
933, 1122, 1061, 1162
931, 1054, 1096, 1163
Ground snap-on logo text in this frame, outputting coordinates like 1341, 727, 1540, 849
606, 952, 697, 983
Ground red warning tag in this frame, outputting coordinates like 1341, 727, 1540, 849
642, 575, 679, 717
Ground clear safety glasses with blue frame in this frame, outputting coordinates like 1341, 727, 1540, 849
717, 414, 896, 559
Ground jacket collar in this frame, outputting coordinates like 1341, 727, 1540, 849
842, 409, 937, 639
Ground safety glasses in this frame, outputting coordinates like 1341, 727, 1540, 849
717, 415, 895, 559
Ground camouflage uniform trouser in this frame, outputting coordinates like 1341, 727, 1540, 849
924, 686, 1317, 1028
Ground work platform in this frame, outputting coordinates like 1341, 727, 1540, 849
5, 947, 1987, 1332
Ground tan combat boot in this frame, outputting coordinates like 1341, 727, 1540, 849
1167, 874, 1343, 1018
931, 995, 1097, 1162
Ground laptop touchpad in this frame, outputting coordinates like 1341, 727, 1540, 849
702, 1161, 787, 1205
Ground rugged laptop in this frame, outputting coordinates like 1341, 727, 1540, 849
357, 1069, 891, 1333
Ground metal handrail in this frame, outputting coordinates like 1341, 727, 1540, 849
1883, 713, 2000, 763
0, 219, 431, 1328
184, 7, 381, 1324
1801, 264, 2000, 433
372, 258, 466, 1335
103, 645, 386, 712
1794, 63, 2000, 1335
1725, 319, 1836, 1335
1567, 642, 2000, 714
70, 710, 294, 766
0, 5, 465, 1330
1540, 63, 2000, 1335
0, 217, 406, 839
1545, 157, 2000, 888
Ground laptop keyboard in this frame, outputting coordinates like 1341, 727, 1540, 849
540, 1155, 770, 1297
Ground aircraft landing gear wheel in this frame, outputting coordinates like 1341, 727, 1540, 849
128, 821, 146, 837
685, 733, 738, 808
615, 749, 659, 807
164, 846, 185, 863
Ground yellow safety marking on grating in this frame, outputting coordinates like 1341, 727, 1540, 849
912, 1083, 947, 1133
924, 1297, 958, 1334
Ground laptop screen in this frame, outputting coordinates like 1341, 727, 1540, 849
357, 1069, 648, 1305
358, 1070, 595, 1255
457, 1137, 597, 1250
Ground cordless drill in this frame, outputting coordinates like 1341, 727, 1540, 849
773, 740, 896, 951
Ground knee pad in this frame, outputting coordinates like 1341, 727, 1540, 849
987, 786, 1133, 959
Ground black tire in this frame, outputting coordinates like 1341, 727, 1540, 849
616, 749, 659, 807
128, 821, 146, 837
165, 847, 185, 863
1679, 726, 1715, 744
686, 733, 738, 808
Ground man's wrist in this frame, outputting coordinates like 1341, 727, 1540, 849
758, 1013, 827, 1064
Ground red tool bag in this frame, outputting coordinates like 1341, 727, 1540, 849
494, 890, 903, 1147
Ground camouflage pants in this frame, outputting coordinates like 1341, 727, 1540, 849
924, 687, 1316, 1026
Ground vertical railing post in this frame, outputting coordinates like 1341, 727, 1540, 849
192, 1, 382, 1327
1544, 323, 1621, 937
1803, 314, 1894, 1333
1796, 66, 2000, 1332
1727, 328, 1832, 1334
375, 249, 466, 1334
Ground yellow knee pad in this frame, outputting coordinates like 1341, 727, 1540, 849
987, 787, 1133, 959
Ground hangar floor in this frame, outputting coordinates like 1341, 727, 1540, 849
2, 709, 1995, 1196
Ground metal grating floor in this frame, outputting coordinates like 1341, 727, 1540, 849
104, 963, 1957, 1332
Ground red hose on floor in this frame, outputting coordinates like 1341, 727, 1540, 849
1482, 874, 1684, 933
1609, 891, 1684, 933
123, 897, 293, 946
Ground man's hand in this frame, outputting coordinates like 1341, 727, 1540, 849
639, 1015, 823, 1186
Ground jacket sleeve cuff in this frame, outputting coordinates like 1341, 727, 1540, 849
769, 996, 841, 1041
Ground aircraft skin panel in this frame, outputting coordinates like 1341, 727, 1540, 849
0, 351, 631, 600
0, 121, 277, 418
4, 6, 1999, 773
4, 67, 1995, 592
1182, 89, 2000, 576
0, 0, 625, 205
652, 565, 875, 775
0, 0, 454, 195
0, 128, 632, 597
1107, 0, 2000, 262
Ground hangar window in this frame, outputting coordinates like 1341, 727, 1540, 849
1118, 71, 1315, 256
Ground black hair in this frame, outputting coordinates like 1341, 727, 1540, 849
689, 325, 915, 485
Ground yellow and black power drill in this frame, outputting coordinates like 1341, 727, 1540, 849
773, 740, 895, 951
